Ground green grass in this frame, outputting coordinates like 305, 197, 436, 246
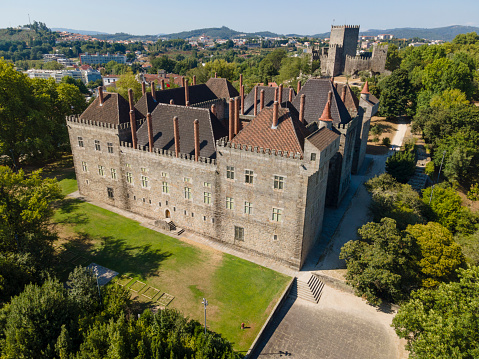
53, 199, 290, 351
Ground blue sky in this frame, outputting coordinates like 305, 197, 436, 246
1, 0, 478, 35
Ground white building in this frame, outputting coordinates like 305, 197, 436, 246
25, 69, 101, 84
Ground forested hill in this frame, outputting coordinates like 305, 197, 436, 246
162, 26, 280, 39
314, 25, 479, 41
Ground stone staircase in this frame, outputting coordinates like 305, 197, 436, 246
290, 274, 324, 303
407, 152, 431, 192
154, 218, 185, 235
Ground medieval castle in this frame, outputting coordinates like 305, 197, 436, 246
308, 25, 388, 77
67, 74, 378, 270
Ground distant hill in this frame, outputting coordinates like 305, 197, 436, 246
51, 28, 108, 35
94, 33, 159, 42
312, 25, 479, 41
162, 26, 281, 39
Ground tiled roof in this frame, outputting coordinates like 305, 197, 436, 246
292, 79, 352, 125
136, 104, 226, 158
205, 78, 239, 99
335, 83, 359, 113
306, 127, 340, 152
231, 107, 307, 155
135, 93, 158, 118
80, 92, 143, 125
243, 86, 295, 115
153, 84, 218, 107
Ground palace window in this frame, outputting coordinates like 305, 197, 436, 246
274, 175, 284, 190
272, 208, 282, 222
203, 182, 211, 188
311, 153, 316, 161
184, 187, 192, 200
204, 192, 211, 204
107, 142, 114, 153
81, 161, 87, 172
234, 226, 244, 241
184, 177, 191, 183
161, 172, 168, 177
245, 170, 254, 184
141, 175, 148, 188
107, 187, 114, 198
226, 197, 234, 210
244, 201, 252, 215
78, 136, 84, 147
98, 165, 105, 176
126, 172, 133, 183
226, 166, 235, 180
111, 168, 117, 179
162, 182, 169, 194
141, 167, 147, 173
94, 140, 101, 151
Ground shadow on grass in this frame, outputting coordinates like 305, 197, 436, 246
54, 198, 89, 225
92, 236, 171, 278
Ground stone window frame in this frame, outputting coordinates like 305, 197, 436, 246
203, 182, 211, 188
273, 234, 278, 241
234, 226, 244, 241
226, 196, 234, 210
162, 181, 169, 194
184, 177, 191, 183
310, 153, 317, 161
244, 201, 252, 215
161, 172, 168, 177
272, 207, 283, 222
204, 192, 211, 204
107, 187, 114, 199
107, 142, 114, 153
184, 187, 192, 200
244, 169, 254, 185
81, 161, 88, 172
126, 172, 133, 184
273, 175, 284, 190
226, 166, 235, 180
111, 168, 117, 180
94, 140, 101, 151
141, 175, 149, 188
78, 136, 84, 147
98, 165, 105, 176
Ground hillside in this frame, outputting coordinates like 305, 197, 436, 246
51, 28, 108, 35
163, 26, 281, 39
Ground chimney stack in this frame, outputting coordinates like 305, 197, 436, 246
278, 84, 283, 106
98, 86, 104, 106
272, 101, 279, 128
151, 81, 156, 101
299, 94, 305, 124
289, 87, 294, 102
214, 72, 217, 78
193, 75, 196, 85
170, 99, 174, 105
274, 87, 279, 103
229, 98, 234, 140
194, 119, 200, 161
141, 82, 146, 96
241, 85, 245, 115
173, 116, 180, 157
260, 89, 265, 110
239, 74, 243, 89
328, 90, 332, 103
128, 88, 137, 148
182, 77, 185, 87
185, 78, 189, 105
210, 104, 216, 117
147, 113, 154, 152
341, 86, 346, 103
297, 81, 301, 93
253, 86, 258, 116
234, 97, 240, 135
161, 79, 165, 90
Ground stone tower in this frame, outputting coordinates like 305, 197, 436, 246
320, 25, 360, 77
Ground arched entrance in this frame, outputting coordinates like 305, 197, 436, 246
165, 209, 171, 218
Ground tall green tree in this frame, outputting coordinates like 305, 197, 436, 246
378, 69, 414, 118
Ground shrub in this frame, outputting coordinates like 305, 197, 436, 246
382, 137, 391, 147
425, 161, 435, 176
386, 150, 416, 183
467, 183, 479, 201
370, 124, 383, 136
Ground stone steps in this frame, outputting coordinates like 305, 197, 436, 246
289, 275, 324, 303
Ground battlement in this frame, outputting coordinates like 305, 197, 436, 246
331, 25, 360, 29
66, 115, 145, 131
216, 137, 303, 160
119, 141, 217, 166
346, 54, 372, 61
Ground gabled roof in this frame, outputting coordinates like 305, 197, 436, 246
243, 85, 295, 115
136, 104, 226, 159
205, 78, 239, 99
292, 79, 352, 125
135, 93, 158, 118
231, 107, 307, 155
80, 92, 143, 125
306, 126, 340, 152
335, 83, 359, 113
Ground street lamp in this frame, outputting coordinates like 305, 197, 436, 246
93, 267, 102, 304
202, 298, 208, 335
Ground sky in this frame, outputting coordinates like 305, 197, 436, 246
1, 0, 479, 35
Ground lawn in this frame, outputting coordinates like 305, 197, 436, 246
53, 178, 290, 351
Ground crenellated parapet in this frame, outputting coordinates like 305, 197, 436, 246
216, 137, 303, 160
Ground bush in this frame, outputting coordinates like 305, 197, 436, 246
370, 124, 383, 136
372, 137, 379, 143
382, 137, 391, 147
386, 150, 416, 183
425, 161, 435, 176
467, 183, 479, 201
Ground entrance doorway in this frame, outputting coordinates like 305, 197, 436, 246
165, 209, 171, 218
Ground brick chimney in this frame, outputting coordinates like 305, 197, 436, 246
161, 79, 165, 90
147, 112, 154, 152
272, 101, 279, 128
214, 72, 217, 78
297, 81, 301, 93
182, 77, 185, 87
299, 94, 305, 124
185, 78, 189, 105
241, 85, 245, 115
186, 101, 190, 107
98, 86, 104, 106
229, 98, 234, 140
361, 81, 370, 102
341, 86, 346, 103
128, 88, 137, 148
289, 87, 294, 102
260, 89, 265, 110
193, 75, 196, 85
194, 119, 200, 161
173, 116, 180, 157
170, 99, 174, 105
327, 90, 332, 103
210, 104, 216, 117
234, 97, 240, 135
239, 74, 243, 89
142, 81, 146, 96
253, 86, 258, 116
151, 81, 156, 101
274, 87, 279, 103
278, 84, 283, 106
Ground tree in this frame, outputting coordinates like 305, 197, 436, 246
385, 44, 401, 71
339, 218, 420, 305
406, 222, 466, 288
378, 69, 414, 118
392, 266, 479, 359
385, 150, 416, 184
109, 72, 143, 102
